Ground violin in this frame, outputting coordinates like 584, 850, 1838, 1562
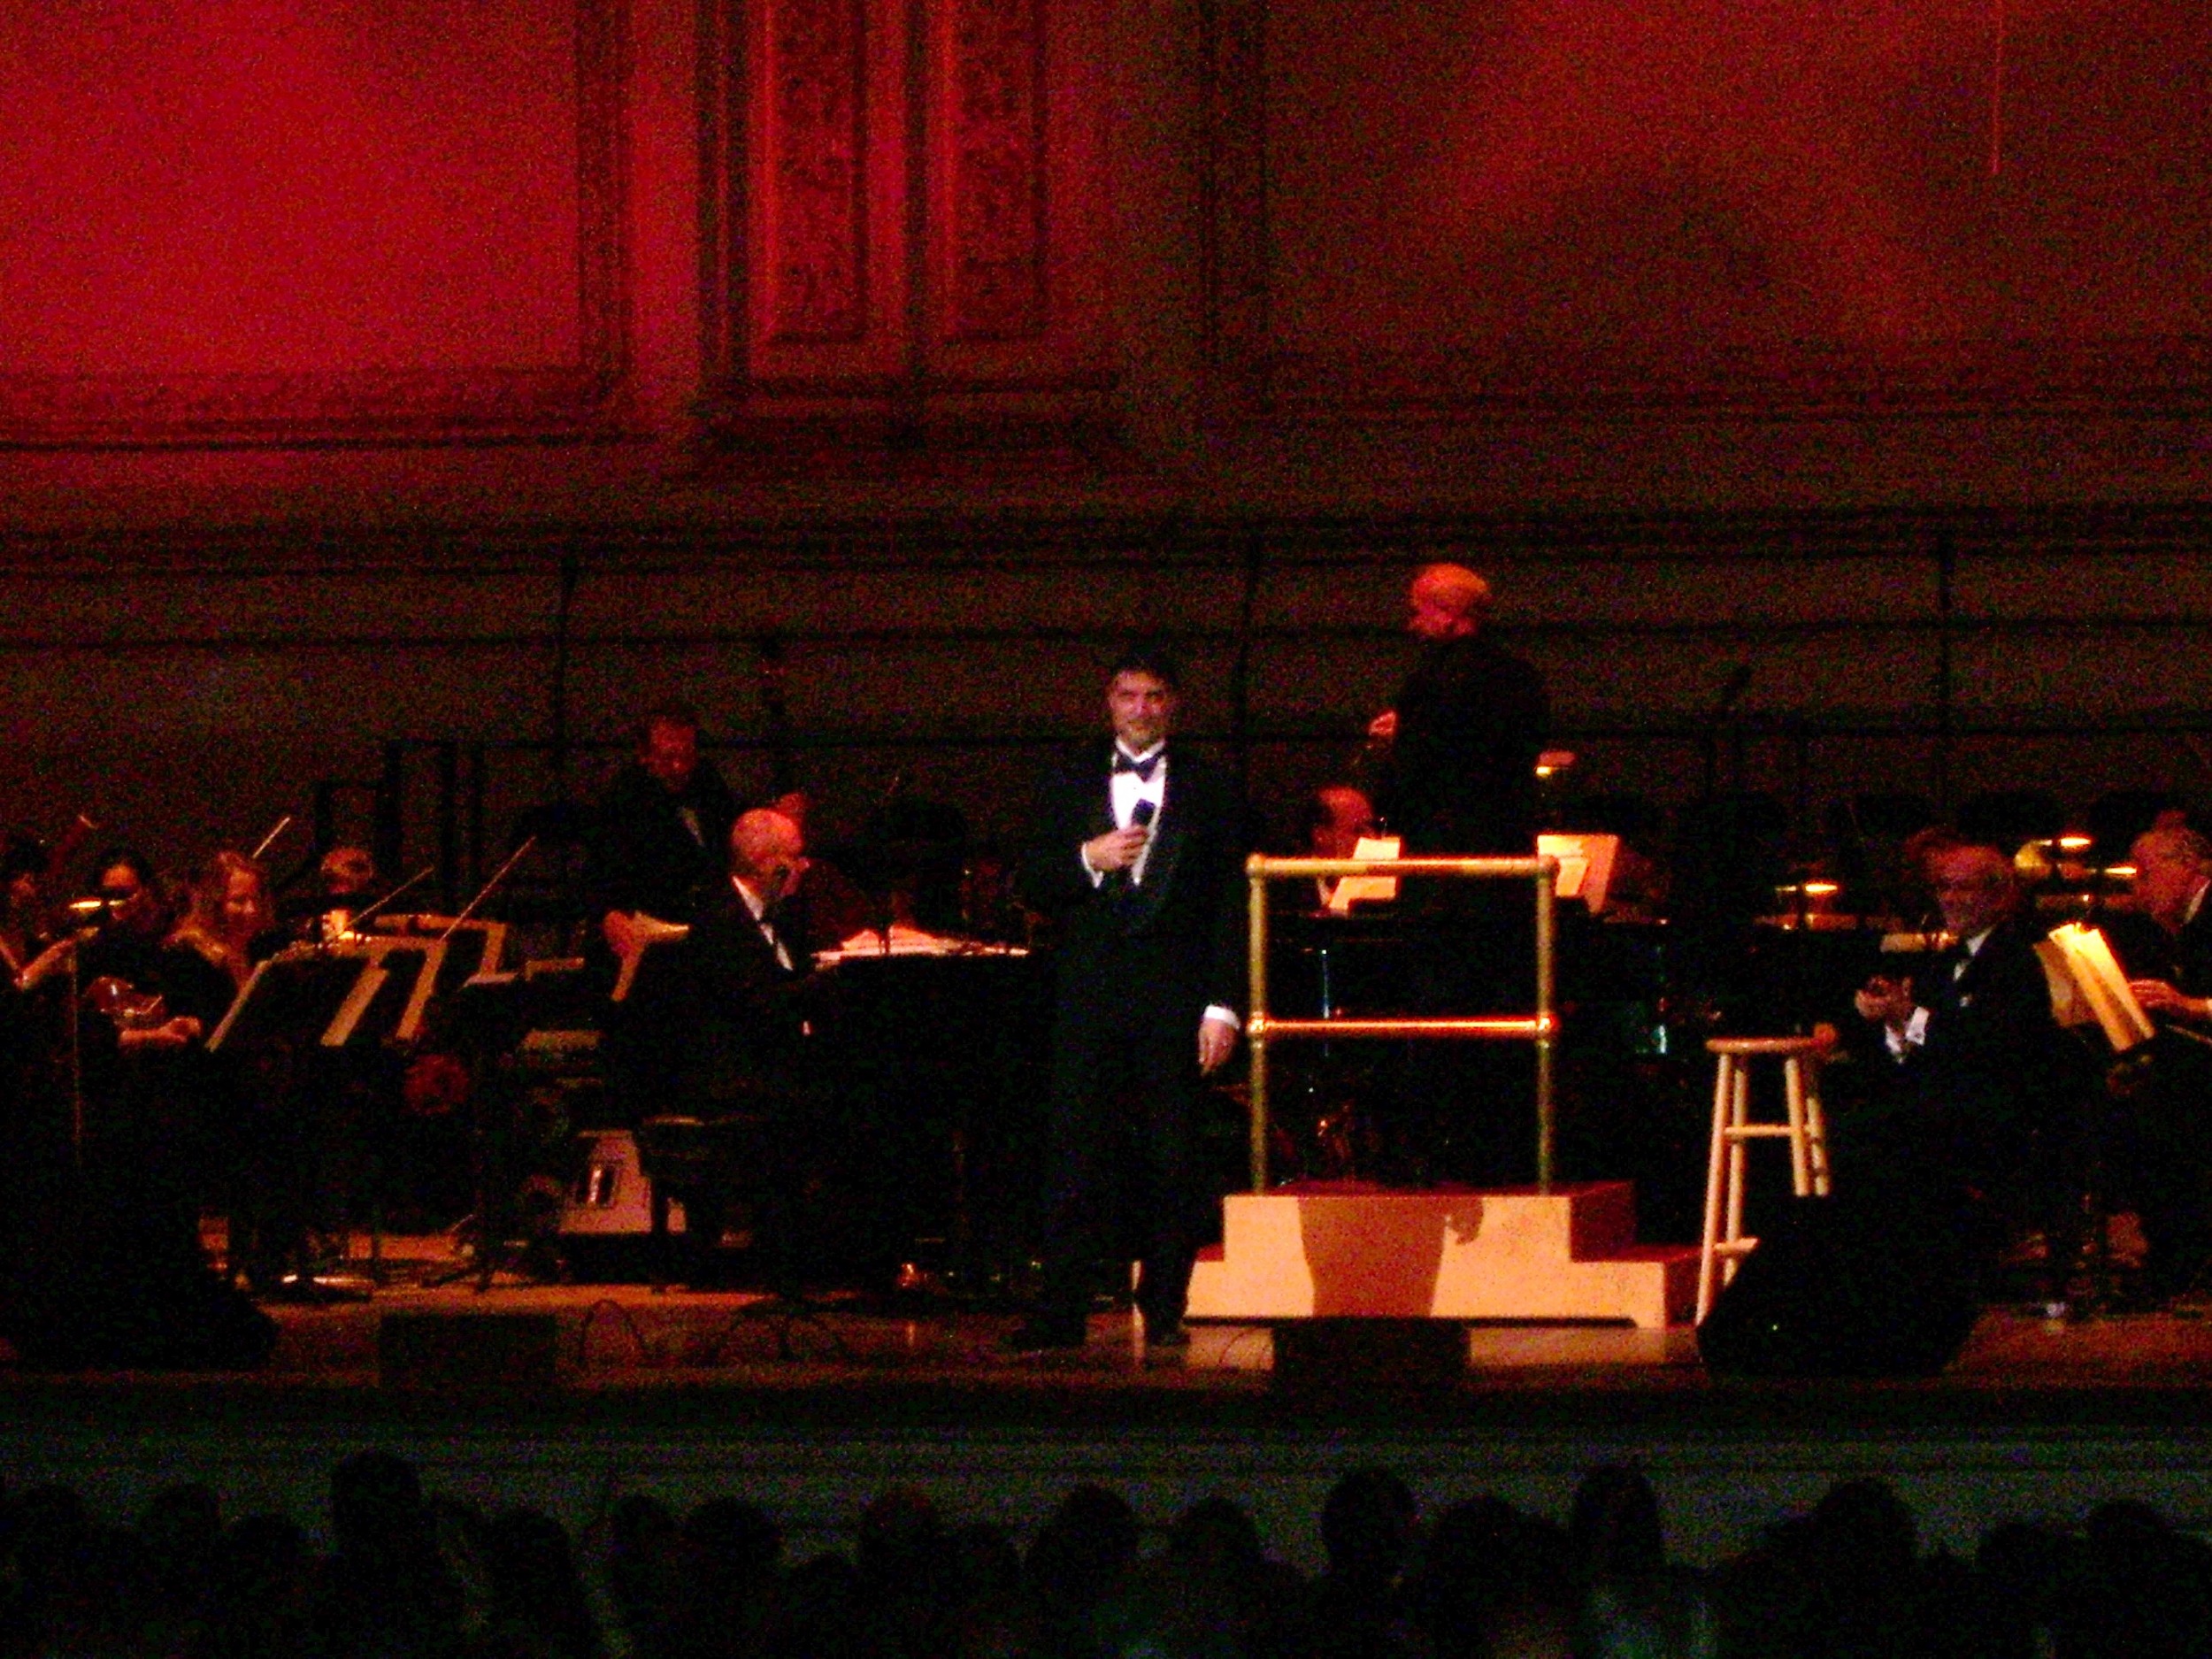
82, 974, 170, 1031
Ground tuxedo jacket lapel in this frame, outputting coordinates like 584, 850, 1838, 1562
1131, 786, 1187, 923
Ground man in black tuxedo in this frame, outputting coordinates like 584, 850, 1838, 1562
587, 703, 740, 1122
2118, 825, 2212, 1025
681, 810, 812, 1112
671, 808, 815, 1286
1850, 839, 2080, 1272
1366, 564, 1549, 1183
2106, 825, 2212, 1299
1010, 649, 1247, 1352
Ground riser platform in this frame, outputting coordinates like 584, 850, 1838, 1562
1187, 1181, 1699, 1328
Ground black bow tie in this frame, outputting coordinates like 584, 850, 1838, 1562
1113, 749, 1163, 783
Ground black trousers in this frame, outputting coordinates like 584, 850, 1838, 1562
2107, 1034, 2212, 1290
1036, 944, 1206, 1332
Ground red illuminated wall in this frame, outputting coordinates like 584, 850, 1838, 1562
1, 0, 2211, 870
1223, 0, 2212, 414
1, 0, 2208, 475
0, 0, 625, 442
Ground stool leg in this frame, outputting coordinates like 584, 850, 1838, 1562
1724, 1064, 1752, 1285
1784, 1056, 1811, 1198
1803, 1062, 1832, 1197
1698, 1056, 1734, 1324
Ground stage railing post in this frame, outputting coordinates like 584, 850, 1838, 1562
1248, 864, 1271, 1192
1241, 852, 1562, 1194
1535, 860, 1556, 1193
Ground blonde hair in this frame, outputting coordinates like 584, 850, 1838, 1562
171, 849, 273, 983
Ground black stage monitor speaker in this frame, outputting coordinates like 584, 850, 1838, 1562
1271, 1318, 1467, 1397
380, 1312, 559, 1389
1697, 1193, 1979, 1379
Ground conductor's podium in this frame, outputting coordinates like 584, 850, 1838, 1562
1187, 1181, 1698, 1330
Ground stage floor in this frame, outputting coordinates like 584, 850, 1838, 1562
10, 1232, 2212, 1568
251, 1280, 2212, 1397
11, 1226, 2212, 1405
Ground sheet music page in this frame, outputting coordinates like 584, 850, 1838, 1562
611, 913, 693, 1002
1536, 833, 1620, 912
1327, 836, 1402, 912
2045, 922, 2156, 1051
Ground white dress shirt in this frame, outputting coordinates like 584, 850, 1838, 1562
732, 875, 794, 972
1886, 924, 1994, 1058
1078, 741, 1237, 1033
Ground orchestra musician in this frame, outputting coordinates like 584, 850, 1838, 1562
2, 815, 100, 985
670, 807, 820, 1286
60, 851, 237, 1282
1847, 838, 2084, 1287
1009, 647, 1246, 1354
1, 833, 57, 979
171, 850, 285, 991
75, 849, 235, 1056
1368, 565, 1548, 862
2101, 826, 2212, 1302
282, 844, 382, 942
586, 703, 740, 1121
0, 843, 273, 1366
1298, 785, 1379, 912
1, 830, 86, 1109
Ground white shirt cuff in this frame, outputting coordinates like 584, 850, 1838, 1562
1203, 1005, 1240, 1031
1080, 845, 1104, 887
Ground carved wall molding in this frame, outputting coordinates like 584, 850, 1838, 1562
1204, 0, 2212, 423
0, 0, 630, 449
704, 0, 1114, 442
941, 0, 1048, 345
763, 0, 873, 346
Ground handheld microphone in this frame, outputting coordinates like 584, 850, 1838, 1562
1109, 799, 1157, 892
1106, 801, 1159, 898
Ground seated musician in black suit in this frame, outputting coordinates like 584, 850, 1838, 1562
2103, 825, 2212, 1300
667, 808, 817, 1286
1849, 838, 2083, 1279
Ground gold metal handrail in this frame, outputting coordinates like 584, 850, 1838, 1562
1243, 854, 1559, 1193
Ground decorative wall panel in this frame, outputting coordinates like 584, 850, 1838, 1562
0, 0, 628, 446
764, 0, 872, 344
942, 0, 1048, 343
707, 0, 1112, 436
920, 0, 1110, 394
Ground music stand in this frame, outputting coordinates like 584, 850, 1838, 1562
213, 938, 458, 1294
417, 969, 585, 1292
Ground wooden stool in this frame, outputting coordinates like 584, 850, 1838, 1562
1697, 1035, 1833, 1323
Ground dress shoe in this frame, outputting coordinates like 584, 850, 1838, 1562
1142, 1319, 1190, 1350
1003, 1317, 1087, 1355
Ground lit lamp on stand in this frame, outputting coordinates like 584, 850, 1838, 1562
2019, 833, 2101, 921
1771, 876, 1844, 931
